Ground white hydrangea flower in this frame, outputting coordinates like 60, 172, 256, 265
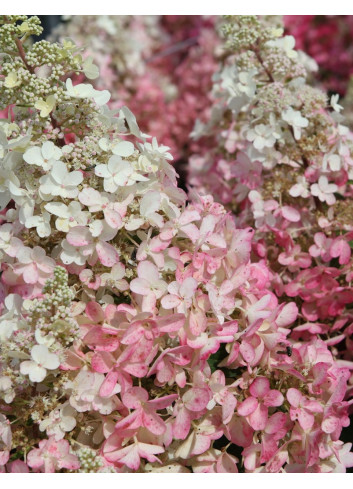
34, 95, 56, 118
289, 176, 310, 198
311, 176, 338, 205
99, 137, 135, 157
246, 124, 277, 151
140, 190, 164, 227
120, 106, 150, 139
95, 155, 148, 193
60, 238, 91, 266
323, 154, 341, 172
23, 141, 62, 171
282, 107, 308, 140
20, 345, 60, 383
140, 137, 173, 161
0, 166, 21, 211
39, 161, 83, 199
35, 329, 56, 348
44, 201, 89, 232
237, 69, 258, 98
100, 262, 129, 291
331, 94, 343, 113
25, 210, 52, 237
0, 294, 24, 341
66, 78, 110, 106
82, 56, 99, 80
39, 403, 77, 440
0, 376, 15, 404
66, 369, 120, 415
4, 71, 21, 88
267, 35, 298, 59
78, 187, 123, 229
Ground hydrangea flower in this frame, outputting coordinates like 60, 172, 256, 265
23, 141, 62, 171
39, 161, 83, 199
20, 345, 60, 383
95, 155, 148, 192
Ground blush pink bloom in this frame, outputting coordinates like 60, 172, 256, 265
286, 388, 324, 431
237, 377, 284, 431
27, 437, 80, 473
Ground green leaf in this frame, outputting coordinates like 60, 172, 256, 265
207, 344, 227, 373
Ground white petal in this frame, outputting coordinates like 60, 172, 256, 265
63, 170, 83, 187
29, 365, 47, 383
107, 155, 124, 174
51, 161, 68, 184
23, 147, 42, 166
103, 177, 118, 193
95, 164, 111, 179
43, 352, 60, 370
41, 141, 55, 161
112, 141, 134, 157
20, 360, 36, 376
31, 345, 51, 364
44, 202, 69, 218
93, 89, 111, 106
140, 191, 161, 217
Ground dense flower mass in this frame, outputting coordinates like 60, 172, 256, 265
0, 14, 352, 474
189, 15, 353, 367
52, 15, 219, 162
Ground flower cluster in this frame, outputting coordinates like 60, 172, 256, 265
188, 15, 353, 366
52, 15, 219, 162
0, 14, 352, 474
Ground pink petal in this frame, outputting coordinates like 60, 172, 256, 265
84, 326, 119, 351
173, 406, 192, 440
330, 239, 351, 265
281, 206, 301, 222
321, 416, 339, 434
221, 393, 237, 424
104, 208, 122, 229
137, 442, 164, 463
85, 301, 104, 322
157, 314, 185, 333
298, 410, 315, 431
99, 371, 120, 397
106, 444, 141, 470
78, 187, 101, 206
96, 241, 119, 267
286, 388, 302, 408
23, 263, 38, 284
161, 294, 180, 309
239, 342, 255, 363
228, 415, 254, 448
249, 403, 268, 431
148, 394, 178, 410
189, 308, 207, 336
67, 226, 91, 246
142, 409, 166, 435
275, 302, 298, 327
264, 390, 284, 408
216, 452, 238, 473
180, 277, 198, 298
265, 412, 288, 435
122, 387, 148, 409
130, 277, 151, 296
249, 377, 270, 399
237, 396, 258, 416
137, 260, 159, 282
183, 387, 210, 412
